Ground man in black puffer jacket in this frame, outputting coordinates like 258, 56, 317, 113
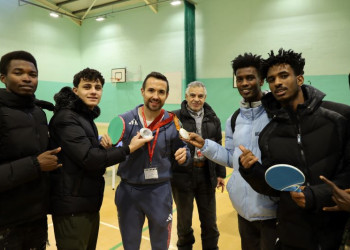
0, 51, 61, 249
171, 81, 226, 250
239, 48, 350, 250
49, 68, 152, 250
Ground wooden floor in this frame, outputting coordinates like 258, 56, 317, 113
47, 167, 241, 250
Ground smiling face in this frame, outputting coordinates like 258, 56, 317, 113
266, 63, 304, 110
185, 86, 206, 112
73, 79, 103, 110
0, 59, 38, 96
235, 66, 263, 102
141, 76, 169, 112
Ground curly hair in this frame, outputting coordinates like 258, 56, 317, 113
262, 48, 305, 79
73, 68, 105, 87
231, 53, 262, 77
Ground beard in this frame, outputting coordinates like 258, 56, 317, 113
145, 99, 163, 111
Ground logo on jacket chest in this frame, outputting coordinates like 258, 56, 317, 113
128, 119, 138, 125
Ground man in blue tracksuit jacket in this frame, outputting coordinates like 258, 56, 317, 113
183, 54, 278, 250
115, 71, 190, 250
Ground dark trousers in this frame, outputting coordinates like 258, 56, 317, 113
238, 214, 277, 250
115, 181, 173, 250
52, 212, 100, 250
172, 167, 219, 250
0, 217, 47, 250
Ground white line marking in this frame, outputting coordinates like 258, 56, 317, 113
100, 221, 120, 230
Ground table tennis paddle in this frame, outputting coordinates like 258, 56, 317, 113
108, 116, 125, 145
265, 164, 305, 192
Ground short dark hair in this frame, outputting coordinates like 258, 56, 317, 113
73, 68, 105, 87
231, 53, 262, 78
262, 48, 305, 79
0, 51, 38, 75
142, 72, 169, 94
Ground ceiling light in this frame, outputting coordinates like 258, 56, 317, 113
49, 12, 60, 18
95, 16, 106, 22
170, 0, 181, 6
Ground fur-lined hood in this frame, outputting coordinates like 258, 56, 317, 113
54, 86, 100, 120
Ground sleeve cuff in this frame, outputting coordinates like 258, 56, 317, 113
32, 156, 41, 173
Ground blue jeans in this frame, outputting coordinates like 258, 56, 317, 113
0, 217, 47, 250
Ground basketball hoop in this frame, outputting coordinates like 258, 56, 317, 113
111, 77, 121, 83
111, 68, 126, 85
111, 77, 121, 86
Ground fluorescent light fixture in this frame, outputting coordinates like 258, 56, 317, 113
170, 0, 181, 6
49, 12, 60, 18
95, 16, 106, 21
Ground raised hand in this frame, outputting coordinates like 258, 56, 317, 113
238, 145, 259, 169
181, 132, 205, 149
37, 147, 62, 171
128, 132, 154, 153
175, 147, 187, 165
320, 175, 350, 212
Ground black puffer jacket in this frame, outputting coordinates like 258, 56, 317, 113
0, 89, 52, 227
172, 101, 226, 188
240, 85, 350, 249
49, 87, 130, 215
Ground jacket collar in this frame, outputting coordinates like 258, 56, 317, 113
179, 100, 216, 118
53, 86, 100, 120
0, 88, 36, 108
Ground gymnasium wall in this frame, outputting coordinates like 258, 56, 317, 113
0, 0, 349, 129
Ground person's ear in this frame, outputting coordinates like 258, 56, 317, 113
297, 75, 304, 86
0, 74, 6, 85
72, 87, 78, 95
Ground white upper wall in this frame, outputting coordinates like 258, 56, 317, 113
0, 0, 81, 82
80, 3, 185, 82
1, 0, 349, 82
195, 0, 350, 78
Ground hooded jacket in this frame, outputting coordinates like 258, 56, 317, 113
49, 87, 130, 215
0, 89, 52, 227
240, 85, 350, 249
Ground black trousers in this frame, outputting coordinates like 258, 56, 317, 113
238, 214, 277, 250
0, 217, 47, 250
52, 212, 100, 250
172, 167, 219, 250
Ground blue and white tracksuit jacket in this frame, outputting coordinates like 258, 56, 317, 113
201, 104, 278, 221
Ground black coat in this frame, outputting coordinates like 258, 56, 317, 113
240, 85, 350, 249
172, 101, 226, 188
0, 89, 51, 227
49, 87, 130, 215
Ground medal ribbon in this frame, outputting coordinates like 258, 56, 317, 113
141, 106, 174, 164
